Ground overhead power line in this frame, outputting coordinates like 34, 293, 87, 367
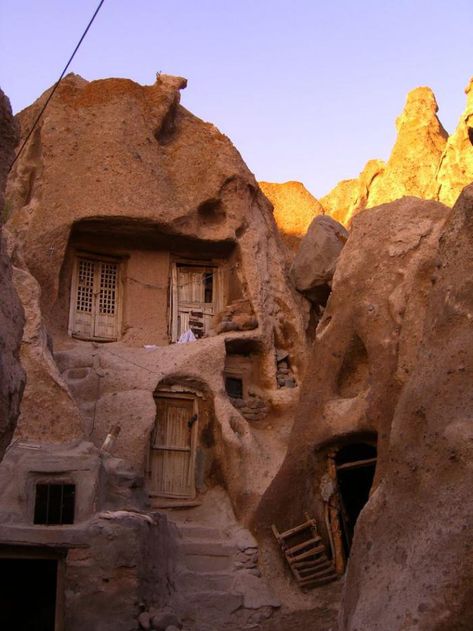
9, 0, 106, 172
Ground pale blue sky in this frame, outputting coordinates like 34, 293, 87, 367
1, 0, 472, 197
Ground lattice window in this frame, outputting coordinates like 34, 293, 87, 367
98, 262, 117, 315
76, 259, 94, 313
70, 255, 121, 341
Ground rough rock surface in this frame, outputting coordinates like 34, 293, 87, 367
437, 77, 473, 207
321, 87, 448, 224
10, 247, 83, 443
0, 88, 24, 457
368, 87, 448, 205
259, 181, 324, 253
320, 159, 385, 226
253, 195, 449, 544
290, 214, 348, 303
340, 184, 473, 631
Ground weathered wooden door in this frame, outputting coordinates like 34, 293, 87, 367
170, 264, 218, 341
69, 256, 120, 341
149, 395, 198, 498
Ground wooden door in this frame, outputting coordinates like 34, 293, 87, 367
69, 256, 120, 341
170, 264, 218, 341
149, 396, 198, 498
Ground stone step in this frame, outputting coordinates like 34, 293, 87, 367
182, 540, 236, 557
184, 551, 233, 572
178, 590, 243, 618
177, 570, 235, 592
174, 523, 224, 540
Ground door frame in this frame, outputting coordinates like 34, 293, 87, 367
68, 251, 124, 342
148, 389, 200, 499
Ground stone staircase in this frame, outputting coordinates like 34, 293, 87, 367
168, 519, 280, 631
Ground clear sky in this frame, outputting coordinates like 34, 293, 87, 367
1, 0, 472, 197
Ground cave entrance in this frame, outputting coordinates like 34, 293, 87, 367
0, 548, 65, 630
335, 443, 377, 555
325, 440, 377, 574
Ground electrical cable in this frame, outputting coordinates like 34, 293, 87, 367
9, 0, 106, 172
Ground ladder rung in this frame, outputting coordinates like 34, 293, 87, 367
286, 537, 322, 555
287, 544, 325, 561
277, 519, 316, 539
292, 558, 332, 570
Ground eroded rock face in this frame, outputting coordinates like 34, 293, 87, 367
368, 87, 448, 206
321, 159, 385, 226
253, 195, 449, 549
259, 181, 324, 254
0, 88, 24, 457
340, 184, 473, 631
5, 72, 307, 516
319, 81, 473, 227
437, 78, 473, 207
321, 87, 448, 224
2, 73, 304, 630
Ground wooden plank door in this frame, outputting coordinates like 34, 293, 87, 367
69, 257, 120, 341
149, 396, 198, 498
171, 264, 217, 341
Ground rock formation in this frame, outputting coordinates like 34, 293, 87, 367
340, 184, 473, 631
321, 87, 449, 224
0, 88, 25, 457
1, 73, 308, 630
436, 78, 473, 207
319, 159, 385, 226
253, 195, 449, 585
259, 180, 324, 253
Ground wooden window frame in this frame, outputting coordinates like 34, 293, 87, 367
169, 258, 226, 342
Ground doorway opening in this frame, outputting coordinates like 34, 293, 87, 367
0, 551, 64, 631
324, 439, 377, 574
335, 443, 377, 556
148, 391, 199, 500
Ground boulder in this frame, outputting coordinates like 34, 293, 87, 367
150, 611, 181, 630
290, 214, 348, 303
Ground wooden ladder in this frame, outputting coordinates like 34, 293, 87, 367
272, 513, 338, 589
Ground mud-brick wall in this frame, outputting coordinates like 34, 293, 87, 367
65, 512, 177, 631
53, 239, 171, 347
122, 249, 170, 346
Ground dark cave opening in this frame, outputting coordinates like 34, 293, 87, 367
335, 442, 377, 556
